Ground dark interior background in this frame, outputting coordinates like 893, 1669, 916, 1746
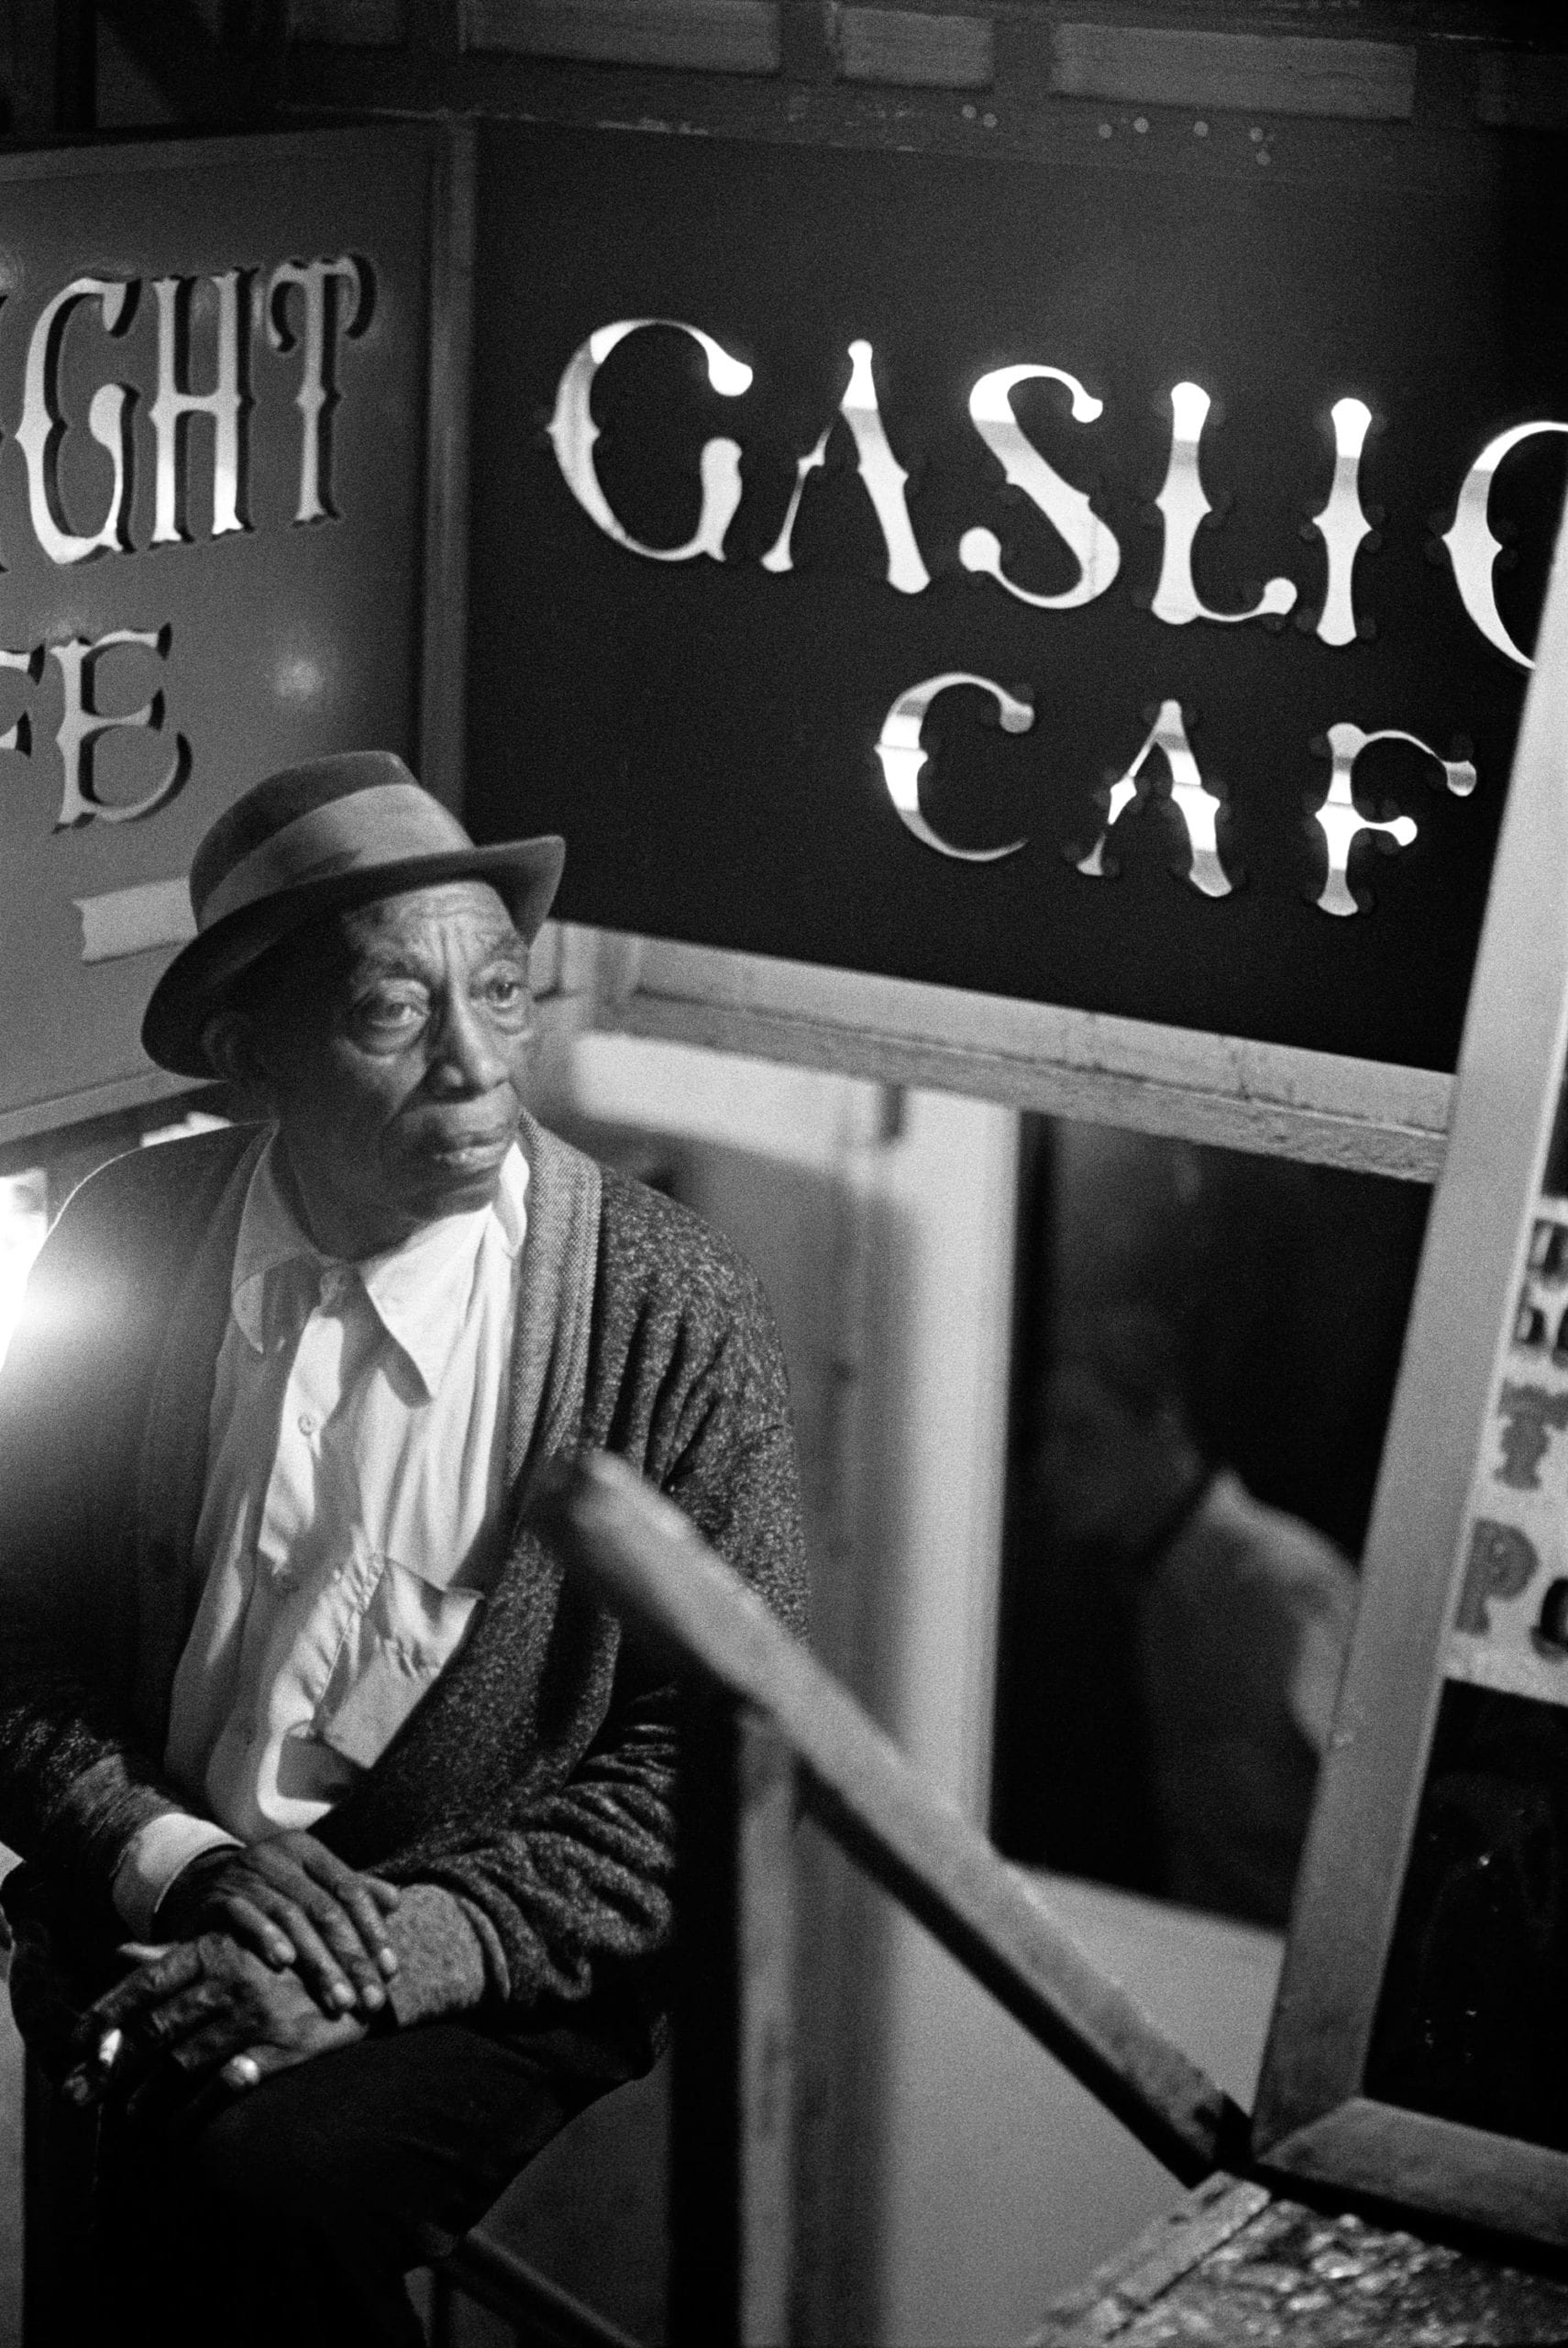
991, 1118, 1430, 1886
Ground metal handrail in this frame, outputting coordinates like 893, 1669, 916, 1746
537, 1452, 1249, 2187
437, 2228, 643, 2348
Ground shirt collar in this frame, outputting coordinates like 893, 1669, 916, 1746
230, 1135, 528, 1396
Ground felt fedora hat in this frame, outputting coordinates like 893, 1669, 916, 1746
142, 750, 566, 1079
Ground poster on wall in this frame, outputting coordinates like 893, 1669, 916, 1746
1356, 1123, 1568, 2161
467, 119, 1568, 1079
0, 126, 436, 1143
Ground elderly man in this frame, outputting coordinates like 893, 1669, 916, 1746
0, 751, 808, 2344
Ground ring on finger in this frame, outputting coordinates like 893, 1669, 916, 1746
224, 2054, 262, 2092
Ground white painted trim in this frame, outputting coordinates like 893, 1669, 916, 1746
73, 879, 194, 963
535, 924, 1452, 1180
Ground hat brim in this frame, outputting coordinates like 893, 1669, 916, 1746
141, 835, 567, 1080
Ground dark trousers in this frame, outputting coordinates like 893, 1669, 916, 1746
41, 2021, 631, 2347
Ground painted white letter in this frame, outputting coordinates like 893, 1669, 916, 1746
267, 256, 372, 526
1310, 723, 1474, 917
547, 318, 751, 563
150, 271, 248, 544
762, 340, 930, 594
1153, 382, 1296, 628
16, 278, 137, 565
1310, 397, 1375, 648
1442, 420, 1568, 669
875, 671, 1032, 859
0, 648, 37, 757
1077, 700, 1231, 898
958, 365, 1120, 608
52, 627, 190, 829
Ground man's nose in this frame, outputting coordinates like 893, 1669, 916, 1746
428, 997, 509, 1093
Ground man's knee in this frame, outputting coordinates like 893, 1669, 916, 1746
182, 2075, 392, 2237
114, 2021, 605, 2276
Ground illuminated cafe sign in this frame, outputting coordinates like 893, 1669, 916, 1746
551, 322, 1551, 915
0, 128, 435, 1142
466, 123, 1568, 1080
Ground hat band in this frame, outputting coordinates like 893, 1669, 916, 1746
197, 782, 475, 932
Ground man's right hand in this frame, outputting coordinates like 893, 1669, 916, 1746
66, 1933, 370, 2123
153, 1832, 401, 2016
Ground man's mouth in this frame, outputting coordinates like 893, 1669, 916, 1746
429, 1130, 512, 1167
418, 1116, 517, 1170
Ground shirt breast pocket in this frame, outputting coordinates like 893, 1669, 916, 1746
312, 1556, 482, 1770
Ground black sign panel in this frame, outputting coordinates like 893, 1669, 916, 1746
467, 120, 1568, 1074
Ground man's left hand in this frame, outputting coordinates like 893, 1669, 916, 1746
66, 1933, 368, 2114
153, 1831, 402, 2017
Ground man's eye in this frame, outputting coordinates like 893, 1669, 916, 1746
354, 991, 426, 1037
480, 973, 529, 1016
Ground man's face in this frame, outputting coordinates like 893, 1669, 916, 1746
1036, 1364, 1178, 1550
240, 878, 536, 1257
1037, 1365, 1140, 1545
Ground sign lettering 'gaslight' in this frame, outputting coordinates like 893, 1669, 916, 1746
11, 118, 1565, 1132
549, 322, 1552, 919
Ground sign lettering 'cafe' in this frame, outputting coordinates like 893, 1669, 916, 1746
550, 317, 1562, 921
0, 255, 367, 951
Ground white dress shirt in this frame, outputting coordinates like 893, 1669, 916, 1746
112, 1136, 527, 1935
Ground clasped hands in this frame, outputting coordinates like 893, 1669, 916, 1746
64, 1831, 403, 2122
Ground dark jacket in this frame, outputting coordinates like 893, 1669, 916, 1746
0, 1115, 808, 2067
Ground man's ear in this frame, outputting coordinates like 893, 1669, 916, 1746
200, 1009, 271, 1099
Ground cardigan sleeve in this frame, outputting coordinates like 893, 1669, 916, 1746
370, 1229, 811, 2032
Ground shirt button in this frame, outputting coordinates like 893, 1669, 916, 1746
298, 1412, 317, 1437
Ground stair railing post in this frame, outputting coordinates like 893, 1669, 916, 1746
669, 1688, 797, 2347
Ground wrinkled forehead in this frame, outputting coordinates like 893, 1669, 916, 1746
304, 877, 525, 981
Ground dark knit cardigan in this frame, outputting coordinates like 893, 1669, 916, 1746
0, 1118, 807, 2070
